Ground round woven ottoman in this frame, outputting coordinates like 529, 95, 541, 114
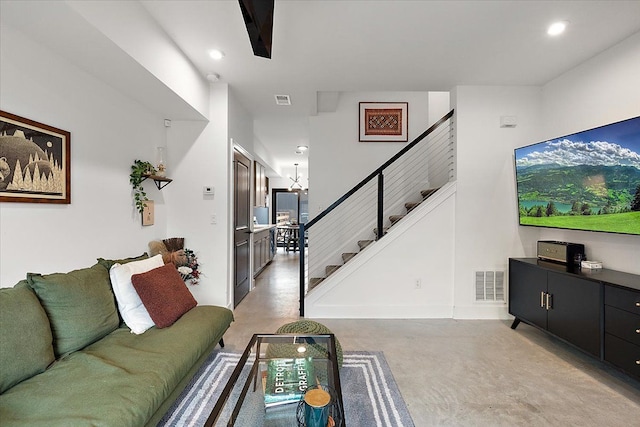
266, 320, 343, 369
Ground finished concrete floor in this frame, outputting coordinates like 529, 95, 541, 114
222, 249, 640, 426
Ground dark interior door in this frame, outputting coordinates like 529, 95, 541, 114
234, 149, 251, 307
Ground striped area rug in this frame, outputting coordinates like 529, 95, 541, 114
159, 350, 414, 427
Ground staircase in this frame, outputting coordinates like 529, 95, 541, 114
308, 186, 441, 291
298, 110, 455, 316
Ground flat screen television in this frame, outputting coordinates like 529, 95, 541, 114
514, 116, 640, 236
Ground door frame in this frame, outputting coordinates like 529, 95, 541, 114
271, 188, 306, 225
231, 144, 254, 307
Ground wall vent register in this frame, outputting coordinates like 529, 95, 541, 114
475, 271, 505, 302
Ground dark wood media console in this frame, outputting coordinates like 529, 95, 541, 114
509, 258, 640, 381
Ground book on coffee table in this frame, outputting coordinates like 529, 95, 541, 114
263, 357, 315, 408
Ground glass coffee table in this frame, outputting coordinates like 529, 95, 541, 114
204, 333, 345, 427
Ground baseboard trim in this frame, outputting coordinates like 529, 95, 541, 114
306, 304, 453, 319
452, 305, 510, 320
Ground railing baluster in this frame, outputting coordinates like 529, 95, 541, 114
377, 172, 384, 241
299, 222, 305, 317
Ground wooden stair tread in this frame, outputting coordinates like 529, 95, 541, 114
373, 227, 389, 237
358, 240, 373, 250
405, 202, 420, 212
421, 187, 439, 199
326, 265, 341, 276
342, 253, 357, 263
309, 277, 324, 290
389, 214, 405, 224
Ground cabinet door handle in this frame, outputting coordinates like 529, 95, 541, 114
546, 293, 553, 310
541, 291, 546, 308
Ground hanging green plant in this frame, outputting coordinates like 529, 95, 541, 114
130, 160, 157, 214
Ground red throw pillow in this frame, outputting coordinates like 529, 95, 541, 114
131, 263, 197, 328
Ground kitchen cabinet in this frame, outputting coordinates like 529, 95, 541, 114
253, 227, 274, 277
254, 161, 267, 207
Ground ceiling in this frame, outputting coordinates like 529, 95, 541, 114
4, 1, 640, 177
139, 0, 640, 176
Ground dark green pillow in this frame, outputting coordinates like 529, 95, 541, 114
0, 281, 55, 393
96, 252, 148, 271
27, 263, 120, 357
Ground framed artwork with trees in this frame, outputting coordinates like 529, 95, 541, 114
0, 110, 71, 204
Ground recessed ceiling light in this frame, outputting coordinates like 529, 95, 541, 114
209, 49, 225, 60
297, 145, 308, 151
547, 21, 567, 36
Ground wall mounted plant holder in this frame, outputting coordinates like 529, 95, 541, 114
130, 159, 173, 214
141, 174, 173, 190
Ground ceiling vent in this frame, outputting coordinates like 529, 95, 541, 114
275, 94, 291, 106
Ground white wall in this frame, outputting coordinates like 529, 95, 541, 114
0, 25, 167, 286
452, 86, 543, 319
536, 31, 640, 275
229, 88, 256, 158
68, 0, 210, 118
0, 22, 244, 308
308, 91, 431, 216
304, 91, 458, 318
306, 184, 456, 318
428, 91, 451, 126
306, 87, 538, 320
164, 83, 230, 307
450, 30, 640, 320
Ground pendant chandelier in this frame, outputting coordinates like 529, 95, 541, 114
289, 163, 303, 191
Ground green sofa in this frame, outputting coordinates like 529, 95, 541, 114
0, 258, 234, 427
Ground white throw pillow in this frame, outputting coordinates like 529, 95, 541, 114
109, 254, 164, 334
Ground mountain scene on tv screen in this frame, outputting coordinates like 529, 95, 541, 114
515, 117, 640, 235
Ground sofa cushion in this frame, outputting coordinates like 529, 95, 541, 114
97, 252, 148, 271
131, 263, 197, 328
0, 281, 55, 394
27, 264, 120, 357
109, 254, 164, 334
